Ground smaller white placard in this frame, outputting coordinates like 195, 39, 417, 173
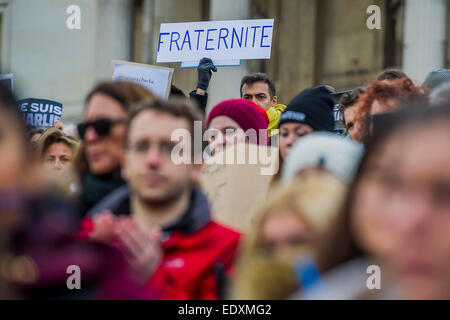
111, 60, 174, 99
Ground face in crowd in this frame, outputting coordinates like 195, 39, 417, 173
82, 93, 127, 176
207, 116, 247, 156
260, 209, 313, 262
350, 112, 450, 299
241, 81, 277, 111
43, 142, 74, 172
123, 108, 202, 206
344, 103, 364, 142
36, 129, 78, 173
206, 99, 269, 157
279, 123, 314, 159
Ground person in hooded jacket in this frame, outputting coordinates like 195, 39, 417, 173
79, 98, 241, 300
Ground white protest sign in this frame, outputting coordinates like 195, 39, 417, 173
111, 60, 174, 99
157, 19, 274, 66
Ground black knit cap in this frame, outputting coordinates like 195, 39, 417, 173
278, 86, 335, 131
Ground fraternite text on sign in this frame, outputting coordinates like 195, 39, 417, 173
112, 60, 174, 99
157, 19, 274, 66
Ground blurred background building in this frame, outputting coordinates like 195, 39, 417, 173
0, 0, 448, 122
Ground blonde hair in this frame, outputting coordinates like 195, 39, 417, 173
231, 171, 347, 299
246, 171, 347, 255
36, 128, 79, 160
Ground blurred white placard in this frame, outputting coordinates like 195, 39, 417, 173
111, 60, 173, 99
157, 19, 274, 66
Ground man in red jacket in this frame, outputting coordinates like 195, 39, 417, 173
83, 98, 241, 299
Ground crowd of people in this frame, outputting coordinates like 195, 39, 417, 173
0, 57, 450, 300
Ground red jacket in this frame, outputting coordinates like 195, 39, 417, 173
79, 187, 241, 300
147, 220, 240, 299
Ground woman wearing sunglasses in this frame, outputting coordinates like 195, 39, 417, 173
76, 81, 154, 217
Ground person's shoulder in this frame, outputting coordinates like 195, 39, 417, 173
204, 220, 242, 243
88, 185, 131, 217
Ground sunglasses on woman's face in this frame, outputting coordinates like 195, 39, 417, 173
77, 118, 125, 140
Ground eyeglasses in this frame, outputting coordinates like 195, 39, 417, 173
77, 118, 125, 140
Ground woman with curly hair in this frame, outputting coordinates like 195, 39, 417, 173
354, 78, 429, 143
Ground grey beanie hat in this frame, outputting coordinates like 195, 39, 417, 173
281, 132, 364, 184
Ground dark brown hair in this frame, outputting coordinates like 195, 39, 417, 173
316, 104, 450, 273
85, 81, 155, 112
240, 73, 276, 98
339, 87, 366, 111
126, 97, 204, 155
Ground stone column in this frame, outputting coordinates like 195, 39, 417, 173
402, 0, 447, 83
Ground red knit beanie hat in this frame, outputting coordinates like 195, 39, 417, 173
206, 99, 269, 131
206, 99, 269, 145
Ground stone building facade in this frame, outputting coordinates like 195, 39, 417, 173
0, 0, 448, 122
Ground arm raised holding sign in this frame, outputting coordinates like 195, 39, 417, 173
196, 57, 217, 91
190, 57, 217, 113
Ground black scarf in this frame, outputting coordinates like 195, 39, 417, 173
79, 172, 126, 217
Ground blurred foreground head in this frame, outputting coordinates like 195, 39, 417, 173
321, 104, 450, 299
124, 98, 204, 207
232, 172, 347, 299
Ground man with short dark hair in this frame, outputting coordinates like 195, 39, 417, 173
240, 72, 286, 137
339, 87, 366, 142
83, 98, 241, 299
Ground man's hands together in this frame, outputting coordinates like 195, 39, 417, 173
90, 210, 163, 283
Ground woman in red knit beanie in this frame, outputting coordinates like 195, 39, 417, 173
205, 99, 269, 156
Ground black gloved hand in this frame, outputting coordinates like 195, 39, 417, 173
197, 57, 217, 90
